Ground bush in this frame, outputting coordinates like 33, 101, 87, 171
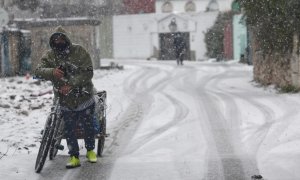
279, 85, 300, 93
205, 11, 233, 58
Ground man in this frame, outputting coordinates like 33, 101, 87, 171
35, 26, 97, 168
174, 33, 186, 66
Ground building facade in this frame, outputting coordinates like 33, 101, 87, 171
113, 0, 233, 61
14, 18, 101, 70
156, 0, 232, 14
123, 0, 155, 14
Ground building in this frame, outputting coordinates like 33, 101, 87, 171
156, 0, 232, 13
113, 0, 233, 61
123, 0, 155, 14
14, 18, 101, 71
0, 1, 105, 75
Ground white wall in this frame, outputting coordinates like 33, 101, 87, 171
113, 14, 157, 59
218, 0, 234, 11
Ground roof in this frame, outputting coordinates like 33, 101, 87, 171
158, 13, 190, 23
156, 0, 202, 1
13, 17, 101, 29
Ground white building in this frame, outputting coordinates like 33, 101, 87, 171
113, 0, 233, 61
113, 0, 232, 60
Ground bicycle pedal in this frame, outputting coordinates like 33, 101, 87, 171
55, 144, 64, 150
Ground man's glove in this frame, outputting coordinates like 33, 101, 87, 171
59, 85, 72, 96
53, 68, 64, 79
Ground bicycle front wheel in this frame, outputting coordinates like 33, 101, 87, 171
49, 118, 63, 160
35, 115, 55, 173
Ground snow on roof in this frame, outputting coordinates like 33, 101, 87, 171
13, 17, 101, 28
20, 29, 31, 34
0, 26, 21, 33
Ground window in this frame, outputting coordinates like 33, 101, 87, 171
162, 1, 173, 13
185, 1, 196, 12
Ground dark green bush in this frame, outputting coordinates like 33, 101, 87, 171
279, 85, 300, 93
205, 11, 233, 58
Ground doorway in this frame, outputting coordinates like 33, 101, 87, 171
159, 32, 190, 60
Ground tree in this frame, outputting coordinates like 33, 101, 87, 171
237, 0, 300, 54
205, 11, 233, 59
13, 0, 40, 12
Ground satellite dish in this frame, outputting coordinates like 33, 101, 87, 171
0, 8, 9, 27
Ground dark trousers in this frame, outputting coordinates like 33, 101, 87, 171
62, 103, 95, 157
176, 52, 184, 65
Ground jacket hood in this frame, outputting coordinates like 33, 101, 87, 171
49, 26, 72, 50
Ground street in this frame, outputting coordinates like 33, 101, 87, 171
1, 60, 300, 180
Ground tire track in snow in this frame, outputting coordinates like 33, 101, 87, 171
205, 68, 297, 155
123, 92, 189, 155
182, 64, 254, 180
103, 63, 194, 179
106, 64, 190, 156
203, 83, 259, 179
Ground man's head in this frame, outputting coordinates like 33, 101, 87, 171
50, 33, 70, 52
49, 26, 71, 56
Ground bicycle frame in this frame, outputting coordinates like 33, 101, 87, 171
35, 91, 108, 173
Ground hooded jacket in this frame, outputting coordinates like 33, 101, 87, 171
35, 26, 94, 109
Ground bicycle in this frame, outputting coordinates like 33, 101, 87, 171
35, 90, 108, 173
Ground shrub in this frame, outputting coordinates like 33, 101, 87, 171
205, 11, 233, 58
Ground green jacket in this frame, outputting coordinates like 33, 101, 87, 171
35, 26, 94, 109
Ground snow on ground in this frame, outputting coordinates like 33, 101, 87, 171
0, 77, 53, 156
1, 59, 300, 179
0, 63, 136, 179
206, 63, 300, 180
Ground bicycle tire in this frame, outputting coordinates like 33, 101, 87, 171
35, 115, 55, 173
49, 118, 63, 160
97, 115, 106, 157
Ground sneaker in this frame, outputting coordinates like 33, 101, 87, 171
86, 150, 97, 163
66, 156, 81, 169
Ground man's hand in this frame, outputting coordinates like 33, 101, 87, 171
53, 68, 64, 79
59, 85, 72, 96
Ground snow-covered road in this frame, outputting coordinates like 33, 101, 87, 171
1, 60, 300, 180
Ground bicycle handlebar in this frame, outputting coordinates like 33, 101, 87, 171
53, 87, 90, 97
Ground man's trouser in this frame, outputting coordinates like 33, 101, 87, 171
62, 103, 95, 157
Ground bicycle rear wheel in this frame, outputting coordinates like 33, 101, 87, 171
35, 115, 55, 173
97, 115, 106, 157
